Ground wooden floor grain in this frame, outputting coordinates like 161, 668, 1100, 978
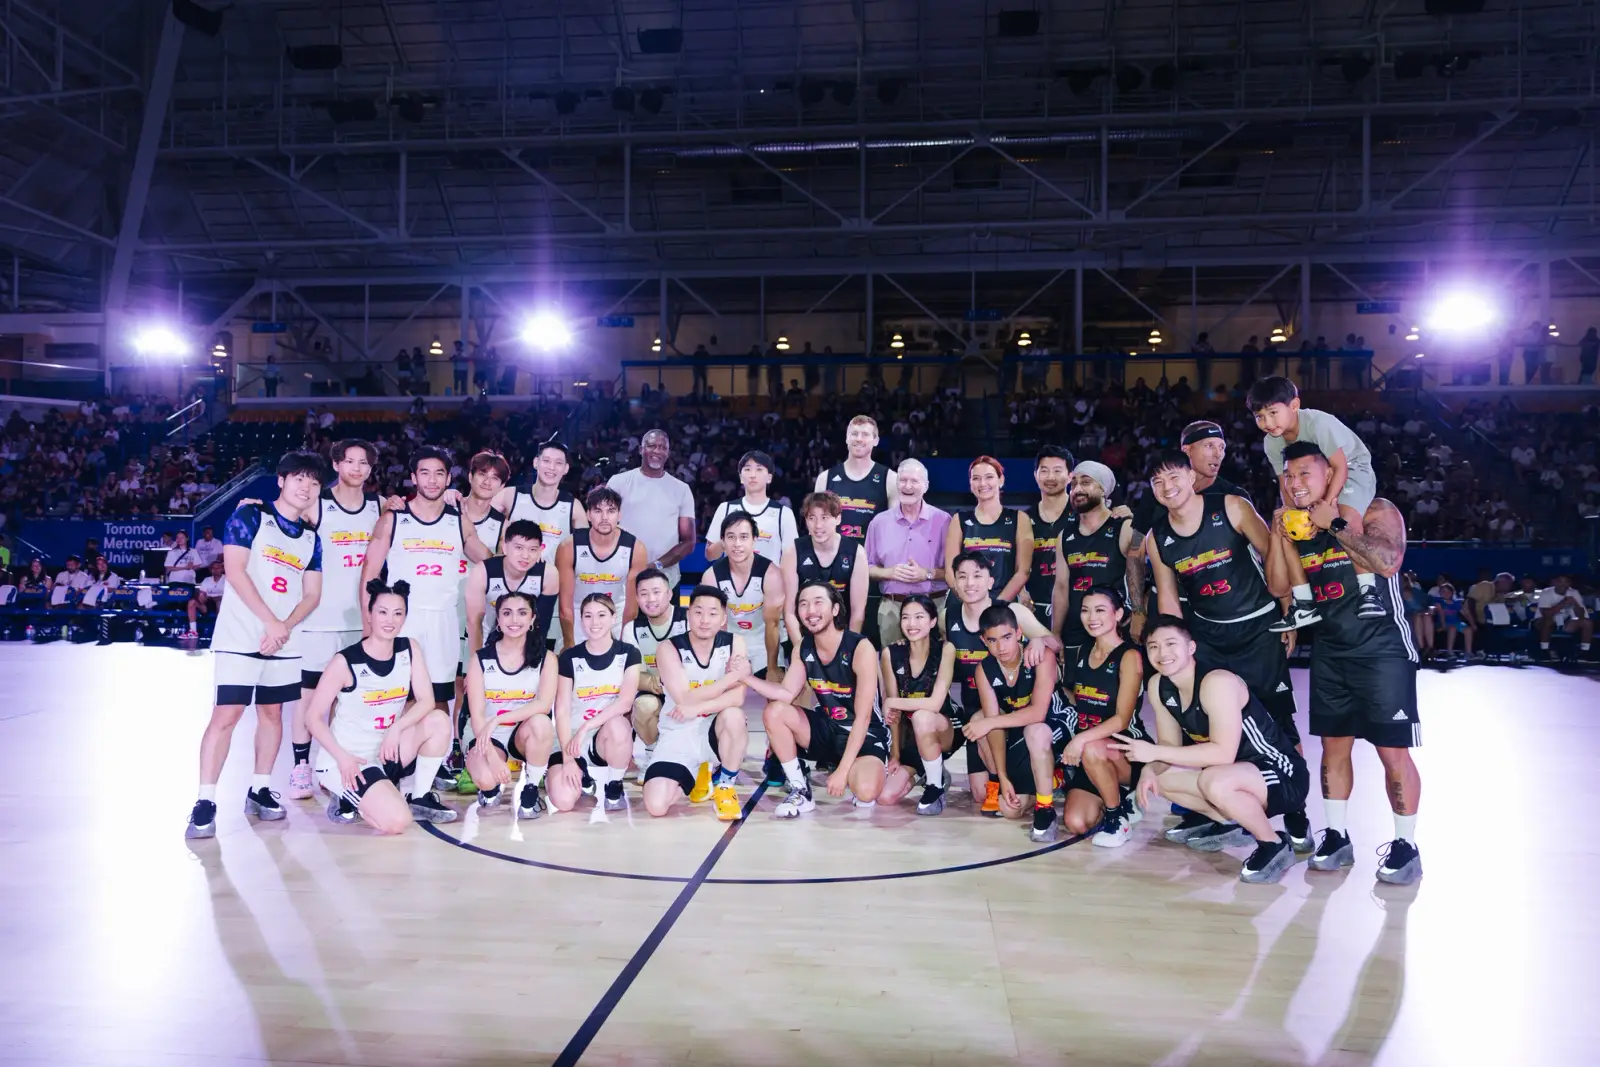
0, 642, 1595, 1066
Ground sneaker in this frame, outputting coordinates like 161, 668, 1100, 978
603, 780, 627, 811
915, 783, 946, 816
762, 752, 786, 788
185, 799, 217, 839
407, 791, 459, 823
517, 783, 544, 820
454, 768, 477, 796
1239, 832, 1296, 884
477, 785, 502, 809
980, 780, 1002, 817
1375, 838, 1423, 885
1283, 809, 1313, 852
1355, 586, 1387, 620
712, 784, 741, 821
1092, 807, 1131, 848
433, 765, 458, 792
1186, 823, 1253, 852
1030, 805, 1059, 842
1121, 789, 1143, 827
580, 767, 596, 795
773, 783, 815, 819
244, 787, 286, 822
1268, 602, 1322, 632
326, 797, 358, 824
1164, 812, 1219, 842
286, 761, 314, 800
1309, 829, 1355, 871
689, 762, 713, 803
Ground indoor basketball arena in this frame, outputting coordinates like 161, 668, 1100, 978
3, 2, 1600, 1065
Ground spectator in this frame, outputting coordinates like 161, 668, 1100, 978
262, 355, 281, 397
164, 530, 201, 585
605, 429, 697, 589
188, 559, 227, 635
18, 558, 50, 594
864, 457, 950, 646
82, 555, 122, 607
1579, 326, 1598, 384
1533, 574, 1593, 656
451, 340, 469, 394
194, 525, 224, 566
50, 555, 91, 607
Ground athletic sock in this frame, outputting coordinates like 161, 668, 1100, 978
714, 765, 738, 786
781, 758, 806, 789
529, 763, 548, 787
292, 742, 311, 765
921, 755, 945, 788
413, 755, 444, 797
1322, 797, 1348, 835
1582, 643, 1592, 651
251, 774, 271, 793
1393, 812, 1417, 844
1357, 572, 1377, 591
1541, 641, 1551, 650
198, 784, 217, 802
1035, 792, 1053, 809
1292, 583, 1312, 603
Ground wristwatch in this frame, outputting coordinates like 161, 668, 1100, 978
1329, 516, 1349, 534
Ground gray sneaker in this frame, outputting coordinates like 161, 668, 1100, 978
1239, 833, 1296, 884
517, 783, 544, 820
1030, 806, 1059, 843
1309, 830, 1355, 872
1375, 839, 1423, 885
1187, 824, 1253, 852
326, 798, 358, 825
244, 788, 286, 821
407, 791, 459, 823
915, 784, 946, 816
602, 781, 628, 811
1164, 812, 1219, 842
185, 799, 217, 840
477, 785, 502, 810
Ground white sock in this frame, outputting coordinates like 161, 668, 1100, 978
1357, 572, 1377, 590
1540, 641, 1551, 650
922, 755, 945, 788
1292, 583, 1312, 603
1322, 797, 1348, 834
198, 784, 217, 802
413, 754, 444, 797
1393, 812, 1417, 844
529, 763, 548, 787
1582, 643, 1592, 651
251, 774, 271, 793
781, 758, 806, 789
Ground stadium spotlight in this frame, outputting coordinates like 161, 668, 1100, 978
775, 335, 791, 351
1548, 322, 1560, 339
1269, 324, 1287, 344
1420, 287, 1502, 335
1147, 327, 1163, 345
1017, 330, 1032, 347
519, 312, 572, 350
889, 332, 905, 349
131, 322, 189, 359
1405, 325, 1421, 341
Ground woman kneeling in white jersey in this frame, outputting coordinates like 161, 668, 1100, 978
304, 580, 457, 833
550, 594, 642, 813
464, 590, 559, 820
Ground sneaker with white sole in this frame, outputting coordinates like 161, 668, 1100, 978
1308, 829, 1354, 871
1239, 832, 1296, 884
244, 787, 286, 821
602, 780, 628, 811
1375, 838, 1422, 885
516, 783, 544, 820
773, 783, 815, 819
1187, 823, 1252, 852
1030, 805, 1059, 843
1092, 807, 1131, 848
407, 791, 458, 823
915, 783, 946, 816
1268, 602, 1322, 632
477, 785, 502, 810
286, 761, 314, 800
326, 797, 358, 825
185, 799, 217, 839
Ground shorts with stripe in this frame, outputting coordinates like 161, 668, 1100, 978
312, 751, 418, 804
1253, 752, 1311, 819
214, 651, 301, 706
1309, 653, 1421, 749
1190, 612, 1299, 745
1002, 709, 1072, 796
294, 629, 361, 688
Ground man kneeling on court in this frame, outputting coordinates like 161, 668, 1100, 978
644, 586, 751, 820
1112, 615, 1310, 884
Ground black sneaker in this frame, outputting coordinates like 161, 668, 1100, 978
763, 752, 786, 788
1376, 838, 1423, 885
326, 797, 358, 824
1309, 829, 1354, 871
1186, 822, 1253, 852
603, 779, 627, 811
1164, 812, 1219, 842
1239, 832, 1296, 883
433, 763, 459, 792
1030, 805, 1059, 843
244, 787, 286, 822
1283, 809, 1312, 852
517, 782, 544, 820
407, 791, 459, 824
1355, 585, 1387, 620
1268, 602, 1322, 632
915, 783, 946, 816
477, 785, 502, 809
185, 799, 217, 839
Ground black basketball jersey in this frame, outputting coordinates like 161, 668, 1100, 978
824, 462, 890, 541
1133, 475, 1248, 535
1024, 501, 1072, 611
978, 651, 1068, 726
795, 534, 860, 596
1057, 511, 1131, 646
887, 639, 952, 713
1297, 530, 1417, 662
955, 507, 1021, 594
1151, 494, 1273, 623
1155, 665, 1298, 774
799, 630, 878, 728
1071, 641, 1147, 739
944, 597, 1004, 703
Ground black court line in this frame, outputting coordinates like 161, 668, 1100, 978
549, 780, 768, 1067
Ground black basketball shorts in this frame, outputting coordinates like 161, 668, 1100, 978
1309, 653, 1421, 749
1001, 709, 1071, 796
796, 707, 889, 770
1191, 614, 1300, 745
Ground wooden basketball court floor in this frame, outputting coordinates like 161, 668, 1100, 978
2, 642, 1597, 1067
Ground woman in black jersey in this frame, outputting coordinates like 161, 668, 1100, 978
464, 591, 558, 820
1059, 587, 1148, 847
943, 455, 1034, 603
878, 594, 960, 815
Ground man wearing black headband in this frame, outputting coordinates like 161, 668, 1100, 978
1130, 421, 1248, 541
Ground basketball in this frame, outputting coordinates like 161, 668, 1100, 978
1281, 507, 1317, 541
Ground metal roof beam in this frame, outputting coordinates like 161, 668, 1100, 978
242, 158, 396, 241
0, 194, 112, 247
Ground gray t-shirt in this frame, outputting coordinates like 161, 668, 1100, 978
605, 467, 696, 566
1264, 407, 1373, 479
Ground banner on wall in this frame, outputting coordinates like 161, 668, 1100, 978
17, 518, 194, 568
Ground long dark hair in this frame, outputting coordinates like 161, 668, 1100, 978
897, 592, 945, 653
795, 579, 847, 632
486, 589, 547, 666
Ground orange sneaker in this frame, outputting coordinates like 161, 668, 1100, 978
980, 780, 1001, 817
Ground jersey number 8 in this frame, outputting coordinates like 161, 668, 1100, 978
270, 576, 289, 594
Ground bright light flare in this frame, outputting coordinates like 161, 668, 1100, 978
130, 323, 189, 359
1421, 289, 1501, 335
519, 311, 573, 350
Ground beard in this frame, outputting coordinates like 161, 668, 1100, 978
1071, 493, 1102, 514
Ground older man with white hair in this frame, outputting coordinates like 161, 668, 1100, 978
864, 458, 951, 646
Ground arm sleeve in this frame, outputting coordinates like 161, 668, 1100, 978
222, 505, 261, 548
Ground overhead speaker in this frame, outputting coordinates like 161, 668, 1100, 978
639, 88, 664, 114
288, 44, 344, 71
553, 90, 579, 115
996, 10, 1040, 37
172, 0, 223, 36
1424, 0, 1486, 13
611, 87, 635, 112
637, 28, 683, 54
1114, 65, 1144, 93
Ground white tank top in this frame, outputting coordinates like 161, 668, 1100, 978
303, 489, 382, 632
558, 640, 642, 733
659, 632, 733, 738
570, 529, 636, 638
631, 606, 688, 669
477, 643, 547, 734
330, 638, 414, 763
713, 497, 793, 565
385, 504, 467, 612
480, 556, 545, 640
711, 555, 771, 671
211, 503, 323, 656
508, 488, 577, 563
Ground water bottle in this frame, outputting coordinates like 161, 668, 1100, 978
24, 624, 34, 641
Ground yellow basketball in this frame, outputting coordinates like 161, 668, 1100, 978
1281, 508, 1317, 541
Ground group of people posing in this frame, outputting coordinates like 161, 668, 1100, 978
185, 375, 1424, 887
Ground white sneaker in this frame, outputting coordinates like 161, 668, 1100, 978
774, 784, 815, 819
1092, 813, 1131, 848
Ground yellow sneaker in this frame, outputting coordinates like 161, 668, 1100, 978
712, 784, 741, 821
688, 762, 713, 803
980, 780, 1001, 817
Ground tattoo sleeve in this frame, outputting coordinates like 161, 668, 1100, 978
1332, 505, 1405, 577
1124, 549, 1148, 615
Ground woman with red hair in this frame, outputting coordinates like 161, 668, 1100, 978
943, 455, 1033, 602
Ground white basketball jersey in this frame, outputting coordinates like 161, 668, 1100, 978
303, 489, 381, 632
558, 641, 642, 732
631, 606, 688, 669
710, 555, 771, 672
330, 638, 414, 763
469, 505, 505, 560
570, 529, 636, 638
480, 555, 545, 639
714, 497, 793, 565
659, 631, 733, 737
385, 504, 467, 612
508, 488, 577, 563
477, 644, 547, 736
211, 503, 323, 656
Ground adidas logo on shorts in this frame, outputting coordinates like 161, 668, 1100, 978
1392, 710, 1407, 720
1275, 682, 1290, 692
